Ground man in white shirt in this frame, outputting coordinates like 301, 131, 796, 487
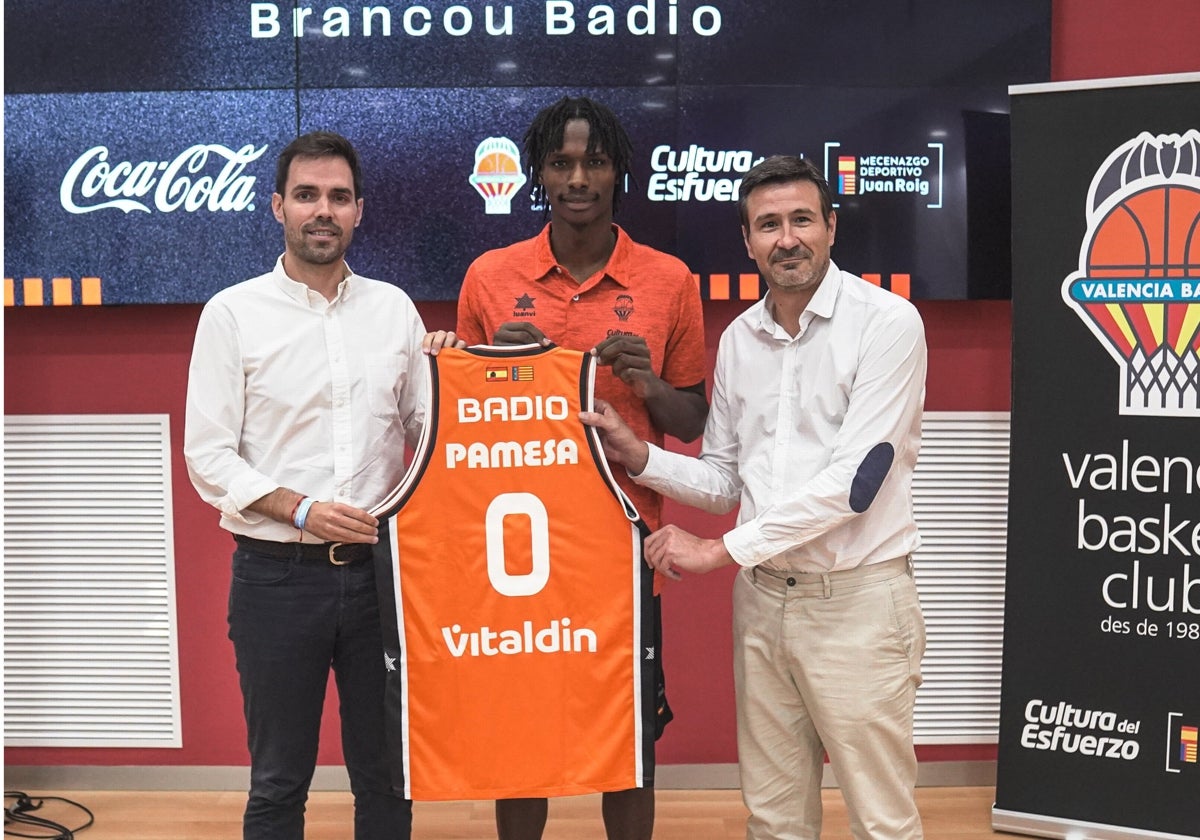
185, 131, 425, 840
583, 155, 928, 839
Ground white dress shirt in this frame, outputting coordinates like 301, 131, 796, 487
184, 257, 427, 543
635, 262, 926, 572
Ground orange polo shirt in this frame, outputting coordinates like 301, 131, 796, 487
458, 223, 707, 536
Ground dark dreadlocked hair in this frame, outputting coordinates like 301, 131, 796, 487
522, 96, 636, 217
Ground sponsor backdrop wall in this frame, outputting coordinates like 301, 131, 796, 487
4, 0, 1050, 305
995, 74, 1200, 839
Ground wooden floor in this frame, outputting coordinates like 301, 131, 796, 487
7, 787, 1023, 839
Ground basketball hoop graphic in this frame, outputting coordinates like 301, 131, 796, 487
1061, 130, 1200, 416
469, 137, 527, 215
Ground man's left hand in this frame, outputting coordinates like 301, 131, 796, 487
591, 334, 662, 399
645, 525, 734, 579
303, 501, 380, 544
422, 330, 466, 355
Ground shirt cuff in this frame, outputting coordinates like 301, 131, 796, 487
722, 522, 766, 568
222, 473, 280, 523
630, 442, 668, 485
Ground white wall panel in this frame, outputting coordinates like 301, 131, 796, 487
4, 414, 181, 747
912, 412, 1010, 744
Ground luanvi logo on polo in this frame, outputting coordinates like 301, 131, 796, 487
512, 292, 536, 318
1061, 130, 1200, 416
59, 144, 268, 215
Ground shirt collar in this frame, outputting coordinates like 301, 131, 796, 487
271, 255, 354, 305
755, 260, 842, 337
531, 223, 634, 289
805, 260, 841, 320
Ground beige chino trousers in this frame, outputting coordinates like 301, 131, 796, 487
732, 556, 926, 840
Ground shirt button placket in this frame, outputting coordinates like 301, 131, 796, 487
773, 340, 799, 498
325, 307, 353, 492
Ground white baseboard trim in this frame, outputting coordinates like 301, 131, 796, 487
3, 761, 995, 792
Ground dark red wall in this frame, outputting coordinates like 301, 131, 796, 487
5, 0, 1199, 769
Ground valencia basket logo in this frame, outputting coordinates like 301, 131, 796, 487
1061, 130, 1200, 416
469, 137, 527, 215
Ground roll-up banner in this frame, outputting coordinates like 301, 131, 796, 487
995, 73, 1200, 840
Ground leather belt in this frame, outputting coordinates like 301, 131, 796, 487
233, 535, 372, 565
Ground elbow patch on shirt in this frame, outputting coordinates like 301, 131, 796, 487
849, 443, 894, 513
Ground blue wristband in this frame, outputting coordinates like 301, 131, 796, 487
294, 497, 317, 531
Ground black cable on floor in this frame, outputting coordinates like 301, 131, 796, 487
4, 791, 95, 839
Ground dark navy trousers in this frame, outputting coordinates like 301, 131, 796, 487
227, 543, 411, 840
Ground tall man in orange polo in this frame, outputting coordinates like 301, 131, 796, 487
453, 96, 709, 840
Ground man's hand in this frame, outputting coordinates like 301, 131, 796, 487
591, 334, 662, 400
422, 330, 466, 355
248, 489, 379, 543
492, 321, 552, 347
579, 399, 650, 474
645, 525, 734, 579
591, 335, 709, 443
301, 501, 380, 544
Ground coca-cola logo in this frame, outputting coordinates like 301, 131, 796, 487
59, 143, 268, 215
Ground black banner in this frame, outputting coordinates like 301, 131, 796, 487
995, 75, 1200, 839
3, 1, 1048, 304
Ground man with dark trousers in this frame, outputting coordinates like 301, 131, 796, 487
185, 131, 424, 840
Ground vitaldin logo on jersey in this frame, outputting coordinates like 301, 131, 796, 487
1060, 130, 1200, 418
442, 618, 598, 657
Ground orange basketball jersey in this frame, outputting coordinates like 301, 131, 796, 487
372, 344, 655, 801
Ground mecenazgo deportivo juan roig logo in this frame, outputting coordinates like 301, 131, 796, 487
1061, 130, 1200, 417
